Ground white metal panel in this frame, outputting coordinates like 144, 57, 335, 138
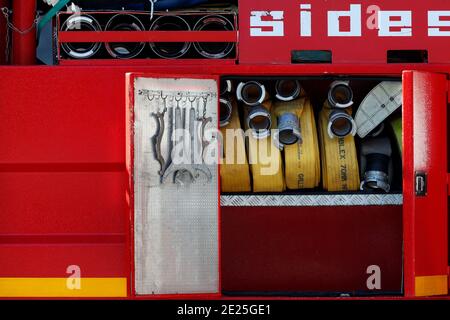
133, 77, 219, 295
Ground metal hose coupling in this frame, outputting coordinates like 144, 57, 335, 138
149, 15, 191, 59
360, 137, 392, 193
273, 112, 301, 150
327, 80, 354, 109
193, 15, 235, 59
236, 81, 267, 107
219, 98, 233, 127
220, 79, 233, 96
325, 81, 356, 139
327, 109, 357, 139
246, 104, 272, 139
61, 14, 102, 59
275, 80, 302, 102
105, 13, 146, 59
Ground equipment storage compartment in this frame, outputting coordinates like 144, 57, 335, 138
125, 70, 447, 298
219, 76, 405, 296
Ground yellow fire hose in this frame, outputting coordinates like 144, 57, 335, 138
274, 98, 321, 190
220, 98, 252, 192
246, 101, 286, 192
318, 105, 360, 191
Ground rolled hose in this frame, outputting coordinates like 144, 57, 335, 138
319, 100, 360, 191
283, 99, 321, 190
61, 14, 102, 59
149, 15, 191, 59
105, 13, 145, 59
219, 97, 252, 193
193, 15, 235, 59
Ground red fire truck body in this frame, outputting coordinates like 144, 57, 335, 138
0, 0, 448, 299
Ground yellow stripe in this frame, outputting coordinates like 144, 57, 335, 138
415, 275, 448, 297
0, 278, 127, 298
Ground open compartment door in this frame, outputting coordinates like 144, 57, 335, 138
126, 73, 220, 297
403, 71, 448, 297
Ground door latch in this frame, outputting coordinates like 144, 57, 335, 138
415, 172, 427, 196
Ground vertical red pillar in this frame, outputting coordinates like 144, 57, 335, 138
0, 0, 8, 64
11, 0, 36, 65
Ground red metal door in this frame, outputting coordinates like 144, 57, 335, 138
403, 70, 449, 297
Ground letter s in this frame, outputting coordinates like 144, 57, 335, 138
250, 11, 284, 37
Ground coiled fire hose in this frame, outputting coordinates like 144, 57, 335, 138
245, 100, 286, 192
278, 98, 321, 190
219, 97, 252, 192
318, 82, 360, 191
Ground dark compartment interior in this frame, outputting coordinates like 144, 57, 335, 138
220, 76, 403, 196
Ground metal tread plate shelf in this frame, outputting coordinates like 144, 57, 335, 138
220, 193, 403, 207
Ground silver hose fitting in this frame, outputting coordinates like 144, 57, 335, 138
220, 79, 233, 96
275, 80, 302, 101
219, 98, 233, 127
246, 104, 272, 139
149, 15, 191, 59
61, 14, 102, 59
237, 81, 267, 107
327, 109, 357, 139
328, 81, 354, 109
276, 112, 301, 146
193, 15, 235, 59
105, 13, 146, 59
360, 137, 393, 193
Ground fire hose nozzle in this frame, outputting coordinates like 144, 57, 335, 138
275, 80, 302, 102
237, 81, 267, 107
328, 81, 354, 109
246, 104, 272, 139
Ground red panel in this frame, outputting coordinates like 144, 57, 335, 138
239, 0, 450, 64
221, 206, 403, 294
403, 71, 448, 296
0, 68, 126, 163
0, 244, 126, 277
0, 172, 126, 234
